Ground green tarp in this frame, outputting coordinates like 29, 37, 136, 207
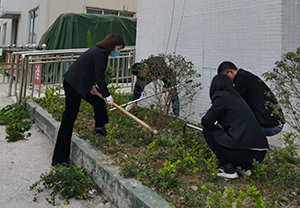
38, 13, 136, 50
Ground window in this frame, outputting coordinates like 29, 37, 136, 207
86, 7, 135, 18
0, 1, 3, 13
28, 8, 38, 44
86, 8, 103, 15
119, 12, 135, 18
103, 10, 118, 16
2, 23, 6, 45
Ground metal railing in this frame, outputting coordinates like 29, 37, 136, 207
6, 46, 135, 99
0, 44, 37, 84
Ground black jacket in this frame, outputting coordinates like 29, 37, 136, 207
234, 69, 284, 128
64, 46, 110, 99
201, 91, 269, 150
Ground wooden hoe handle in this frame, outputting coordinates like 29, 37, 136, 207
95, 91, 158, 135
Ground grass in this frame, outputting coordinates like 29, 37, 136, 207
33, 86, 300, 207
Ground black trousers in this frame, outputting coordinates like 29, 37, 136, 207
52, 80, 108, 163
203, 127, 266, 170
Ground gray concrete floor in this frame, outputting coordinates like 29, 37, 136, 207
0, 77, 115, 208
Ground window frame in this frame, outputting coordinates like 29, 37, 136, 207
86, 7, 135, 18
28, 7, 39, 44
2, 23, 6, 45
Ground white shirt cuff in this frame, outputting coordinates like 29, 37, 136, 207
104, 95, 112, 101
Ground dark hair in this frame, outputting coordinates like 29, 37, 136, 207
130, 62, 143, 75
96, 33, 125, 52
209, 74, 238, 100
217, 61, 238, 74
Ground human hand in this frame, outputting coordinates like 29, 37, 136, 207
105, 98, 114, 107
162, 87, 169, 93
125, 103, 136, 111
90, 85, 97, 95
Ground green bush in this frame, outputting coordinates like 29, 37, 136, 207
263, 47, 300, 133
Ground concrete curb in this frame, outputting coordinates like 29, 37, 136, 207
26, 99, 173, 208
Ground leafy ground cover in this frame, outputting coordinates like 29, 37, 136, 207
0, 97, 32, 142
34, 86, 300, 208
29, 164, 98, 205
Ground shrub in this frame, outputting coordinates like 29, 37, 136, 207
137, 53, 202, 127
263, 47, 300, 133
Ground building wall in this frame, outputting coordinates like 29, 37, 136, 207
136, 0, 300, 123
47, 0, 137, 27
282, 0, 300, 54
0, 0, 48, 46
0, 0, 137, 46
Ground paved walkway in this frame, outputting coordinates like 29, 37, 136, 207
0, 79, 114, 207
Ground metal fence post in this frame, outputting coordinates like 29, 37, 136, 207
8, 53, 15, 96
18, 54, 26, 100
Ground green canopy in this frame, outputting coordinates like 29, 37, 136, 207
38, 13, 136, 49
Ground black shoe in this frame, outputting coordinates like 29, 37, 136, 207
51, 161, 70, 168
94, 126, 108, 136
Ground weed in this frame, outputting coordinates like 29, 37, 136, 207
120, 161, 140, 178
34, 86, 65, 121
5, 120, 32, 142
0, 97, 33, 142
252, 159, 267, 180
0, 97, 30, 125
29, 165, 96, 205
157, 160, 180, 190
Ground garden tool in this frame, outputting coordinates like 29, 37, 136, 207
110, 79, 193, 112
182, 123, 203, 139
95, 91, 158, 135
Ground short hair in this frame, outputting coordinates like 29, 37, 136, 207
209, 74, 238, 100
131, 56, 167, 75
217, 61, 238, 74
130, 62, 144, 75
96, 33, 125, 52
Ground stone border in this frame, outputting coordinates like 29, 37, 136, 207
26, 99, 173, 208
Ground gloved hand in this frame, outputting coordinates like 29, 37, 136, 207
141, 90, 146, 98
125, 103, 137, 111
105, 98, 114, 107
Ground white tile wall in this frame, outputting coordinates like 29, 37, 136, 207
136, 0, 300, 124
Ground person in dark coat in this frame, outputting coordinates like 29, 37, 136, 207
201, 74, 269, 179
217, 61, 285, 136
51, 34, 125, 167
128, 56, 180, 116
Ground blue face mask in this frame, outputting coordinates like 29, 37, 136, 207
110, 50, 120, 57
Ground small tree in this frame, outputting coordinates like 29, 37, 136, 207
263, 47, 300, 134
138, 53, 201, 127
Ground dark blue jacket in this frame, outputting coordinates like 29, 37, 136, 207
64, 46, 110, 99
201, 91, 269, 150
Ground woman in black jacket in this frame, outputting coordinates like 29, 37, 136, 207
52, 34, 125, 167
201, 74, 269, 179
